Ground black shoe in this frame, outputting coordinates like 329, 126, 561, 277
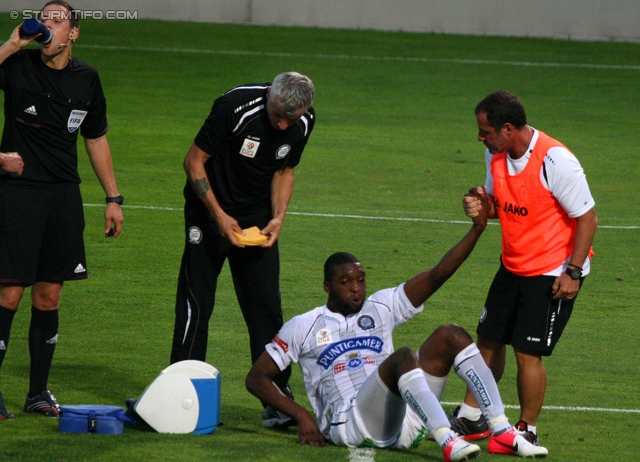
261, 406, 296, 429
24, 390, 60, 417
448, 406, 491, 441
515, 420, 540, 445
0, 392, 14, 420
261, 383, 296, 429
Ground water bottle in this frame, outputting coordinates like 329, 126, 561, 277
20, 18, 52, 45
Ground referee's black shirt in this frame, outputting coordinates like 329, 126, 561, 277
0, 49, 108, 185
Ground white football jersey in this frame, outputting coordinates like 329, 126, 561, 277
265, 283, 422, 438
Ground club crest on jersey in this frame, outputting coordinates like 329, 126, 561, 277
67, 110, 87, 133
275, 144, 291, 159
188, 226, 202, 244
316, 329, 332, 346
357, 315, 375, 331
240, 138, 260, 158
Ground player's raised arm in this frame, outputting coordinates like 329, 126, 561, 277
463, 186, 496, 219
403, 189, 489, 307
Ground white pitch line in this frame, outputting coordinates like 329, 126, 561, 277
441, 402, 640, 414
75, 44, 640, 71
289, 211, 481, 225
83, 204, 639, 229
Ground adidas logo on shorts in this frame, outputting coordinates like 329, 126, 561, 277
24, 105, 38, 116
74, 264, 86, 274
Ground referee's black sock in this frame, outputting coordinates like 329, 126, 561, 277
28, 306, 58, 398
0, 305, 17, 370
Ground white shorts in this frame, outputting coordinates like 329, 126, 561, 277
328, 369, 426, 449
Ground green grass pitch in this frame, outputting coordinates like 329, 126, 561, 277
0, 16, 638, 461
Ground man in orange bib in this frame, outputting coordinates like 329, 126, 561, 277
450, 91, 597, 452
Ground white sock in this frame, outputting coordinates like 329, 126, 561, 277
457, 402, 482, 421
453, 344, 505, 422
398, 368, 450, 436
423, 371, 449, 401
528, 424, 538, 435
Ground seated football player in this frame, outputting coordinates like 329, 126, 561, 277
246, 192, 548, 461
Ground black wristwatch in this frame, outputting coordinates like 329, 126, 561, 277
565, 265, 582, 280
106, 194, 124, 205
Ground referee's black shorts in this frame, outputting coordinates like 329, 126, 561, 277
476, 262, 583, 356
0, 183, 87, 284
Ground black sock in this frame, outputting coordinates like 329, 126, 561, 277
28, 306, 59, 397
0, 305, 17, 370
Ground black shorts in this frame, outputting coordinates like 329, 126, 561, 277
0, 183, 87, 284
476, 263, 583, 356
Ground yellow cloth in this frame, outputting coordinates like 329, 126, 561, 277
234, 226, 267, 246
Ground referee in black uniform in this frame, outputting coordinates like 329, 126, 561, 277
170, 72, 315, 427
0, 1, 123, 420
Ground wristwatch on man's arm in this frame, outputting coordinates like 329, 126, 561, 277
106, 194, 124, 205
565, 264, 582, 280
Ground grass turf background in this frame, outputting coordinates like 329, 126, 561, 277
0, 16, 639, 461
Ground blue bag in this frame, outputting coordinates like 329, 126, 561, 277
58, 405, 135, 434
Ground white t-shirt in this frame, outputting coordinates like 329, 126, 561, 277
483, 128, 595, 276
265, 283, 421, 439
